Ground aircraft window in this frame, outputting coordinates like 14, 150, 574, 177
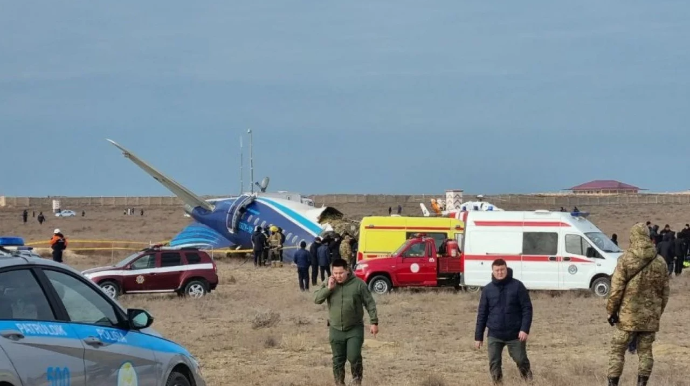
254, 218, 260, 226
292, 236, 298, 244
247, 215, 253, 222
261, 221, 266, 228
287, 233, 293, 241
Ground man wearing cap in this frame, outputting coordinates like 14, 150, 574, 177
50, 229, 67, 263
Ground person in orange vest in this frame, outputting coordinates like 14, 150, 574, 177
50, 229, 67, 263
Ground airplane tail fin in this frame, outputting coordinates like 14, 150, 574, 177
107, 139, 215, 213
420, 203, 431, 217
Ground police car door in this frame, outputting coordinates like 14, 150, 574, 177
40, 268, 159, 386
0, 267, 86, 386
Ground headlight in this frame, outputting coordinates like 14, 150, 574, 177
355, 264, 368, 271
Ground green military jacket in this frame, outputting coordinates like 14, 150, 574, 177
607, 223, 670, 332
314, 274, 379, 331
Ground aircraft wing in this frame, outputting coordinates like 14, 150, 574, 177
107, 139, 214, 213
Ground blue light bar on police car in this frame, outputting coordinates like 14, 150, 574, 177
0, 237, 25, 247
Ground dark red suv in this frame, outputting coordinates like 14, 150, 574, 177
81, 246, 219, 299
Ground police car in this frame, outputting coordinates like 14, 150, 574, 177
0, 251, 206, 386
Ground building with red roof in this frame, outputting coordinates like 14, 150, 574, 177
565, 180, 644, 195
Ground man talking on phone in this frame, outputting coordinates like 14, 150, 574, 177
315, 258, 379, 386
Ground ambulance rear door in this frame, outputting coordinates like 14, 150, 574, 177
461, 214, 523, 287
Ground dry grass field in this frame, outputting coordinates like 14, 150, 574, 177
2, 200, 690, 385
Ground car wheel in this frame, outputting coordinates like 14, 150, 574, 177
184, 280, 208, 298
165, 371, 192, 386
368, 275, 392, 294
591, 277, 611, 298
99, 280, 120, 299
464, 286, 482, 293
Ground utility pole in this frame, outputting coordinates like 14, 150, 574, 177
239, 135, 244, 195
248, 128, 254, 194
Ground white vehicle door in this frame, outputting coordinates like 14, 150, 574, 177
0, 267, 86, 386
520, 230, 560, 289
462, 229, 523, 286
41, 268, 160, 386
561, 234, 600, 289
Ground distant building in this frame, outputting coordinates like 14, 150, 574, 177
565, 180, 643, 195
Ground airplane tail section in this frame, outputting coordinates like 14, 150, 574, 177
107, 139, 214, 213
420, 203, 431, 217
169, 221, 234, 249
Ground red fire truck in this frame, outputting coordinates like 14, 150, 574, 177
353, 234, 474, 294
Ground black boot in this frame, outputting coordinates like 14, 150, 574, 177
607, 377, 619, 386
519, 365, 533, 381
351, 360, 363, 385
637, 375, 649, 386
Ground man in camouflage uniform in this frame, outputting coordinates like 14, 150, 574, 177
268, 226, 283, 267
606, 223, 670, 386
339, 234, 353, 266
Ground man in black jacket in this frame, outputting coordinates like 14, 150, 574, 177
474, 259, 533, 384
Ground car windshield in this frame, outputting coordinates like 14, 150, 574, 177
585, 232, 622, 253
114, 251, 143, 267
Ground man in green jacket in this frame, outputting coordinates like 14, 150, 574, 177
315, 258, 379, 386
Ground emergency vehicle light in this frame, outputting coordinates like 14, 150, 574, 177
0, 237, 25, 247
571, 212, 590, 218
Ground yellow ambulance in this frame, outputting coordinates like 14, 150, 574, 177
355, 215, 464, 262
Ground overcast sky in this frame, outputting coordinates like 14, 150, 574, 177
2, 0, 689, 196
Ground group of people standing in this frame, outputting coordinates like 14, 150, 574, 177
646, 222, 689, 276
251, 225, 286, 267
293, 233, 357, 291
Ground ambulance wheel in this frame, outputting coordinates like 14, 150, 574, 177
99, 280, 120, 300
165, 371, 192, 386
591, 277, 611, 298
464, 286, 482, 293
368, 276, 392, 294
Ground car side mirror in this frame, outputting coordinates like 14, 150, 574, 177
127, 308, 154, 330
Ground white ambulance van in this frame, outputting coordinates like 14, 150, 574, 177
459, 210, 622, 297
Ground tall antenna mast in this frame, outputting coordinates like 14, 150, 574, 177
248, 128, 254, 194
239, 135, 244, 195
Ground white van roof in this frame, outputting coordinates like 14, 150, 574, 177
463, 210, 602, 234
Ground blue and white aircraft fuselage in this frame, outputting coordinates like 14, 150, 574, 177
106, 139, 345, 263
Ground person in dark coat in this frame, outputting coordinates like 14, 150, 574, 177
655, 232, 675, 275
611, 234, 618, 246
317, 241, 332, 283
293, 241, 311, 291
474, 259, 533, 384
251, 226, 267, 267
309, 237, 322, 286
673, 234, 686, 277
